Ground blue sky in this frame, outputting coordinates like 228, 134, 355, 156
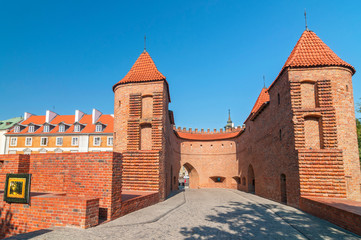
1, 0, 360, 129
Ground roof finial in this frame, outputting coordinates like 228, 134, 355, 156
144, 35, 146, 52
228, 109, 231, 121
304, 9, 309, 31
263, 75, 266, 88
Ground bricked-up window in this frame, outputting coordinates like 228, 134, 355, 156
56, 137, 63, 146
141, 96, 153, 119
40, 137, 48, 146
140, 123, 152, 150
107, 136, 113, 146
304, 116, 323, 149
301, 81, 318, 108
10, 137, 17, 146
94, 137, 101, 146
72, 137, 79, 146
25, 137, 32, 146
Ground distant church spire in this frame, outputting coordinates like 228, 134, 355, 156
225, 109, 234, 130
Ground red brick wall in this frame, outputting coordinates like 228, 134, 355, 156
300, 197, 361, 236
298, 149, 346, 197
178, 138, 238, 189
289, 67, 361, 200
0, 152, 122, 220
114, 81, 171, 200
121, 192, 159, 216
0, 194, 99, 238
238, 71, 301, 207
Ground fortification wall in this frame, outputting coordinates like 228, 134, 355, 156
237, 71, 301, 207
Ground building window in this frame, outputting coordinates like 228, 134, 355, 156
96, 124, 102, 132
94, 137, 101, 146
278, 93, 280, 105
59, 124, 65, 132
107, 137, 113, 146
29, 125, 35, 133
14, 126, 20, 133
56, 137, 63, 146
74, 124, 81, 132
10, 137, 17, 146
25, 137, 32, 146
72, 137, 79, 146
40, 137, 48, 146
44, 125, 50, 133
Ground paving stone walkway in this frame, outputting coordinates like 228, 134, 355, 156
8, 189, 361, 240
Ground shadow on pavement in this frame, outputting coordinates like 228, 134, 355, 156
179, 200, 360, 240
6, 229, 52, 240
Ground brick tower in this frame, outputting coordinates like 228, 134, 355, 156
113, 50, 171, 199
280, 30, 361, 200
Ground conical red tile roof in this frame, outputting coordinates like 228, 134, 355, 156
113, 51, 166, 91
269, 30, 355, 90
282, 30, 355, 73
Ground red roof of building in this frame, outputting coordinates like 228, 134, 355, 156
176, 131, 242, 141
269, 30, 355, 90
251, 88, 270, 114
282, 30, 355, 72
113, 51, 166, 90
8, 114, 113, 135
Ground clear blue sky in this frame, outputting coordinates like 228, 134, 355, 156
1, 0, 360, 129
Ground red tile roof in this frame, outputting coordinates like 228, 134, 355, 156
282, 30, 355, 73
8, 114, 113, 135
176, 131, 242, 141
251, 88, 270, 114
269, 30, 355, 90
113, 51, 166, 91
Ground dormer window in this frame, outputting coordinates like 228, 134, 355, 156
14, 126, 20, 133
59, 124, 65, 132
96, 124, 103, 132
44, 125, 50, 133
29, 126, 35, 133
74, 124, 81, 132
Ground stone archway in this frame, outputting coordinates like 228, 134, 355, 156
182, 163, 199, 189
248, 164, 255, 193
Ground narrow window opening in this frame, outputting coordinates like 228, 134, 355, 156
279, 129, 282, 141
278, 93, 280, 105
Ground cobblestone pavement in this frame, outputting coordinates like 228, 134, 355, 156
9, 189, 361, 240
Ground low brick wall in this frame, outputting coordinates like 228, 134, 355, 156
300, 197, 361, 236
121, 192, 159, 216
0, 193, 99, 239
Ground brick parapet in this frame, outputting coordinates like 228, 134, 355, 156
0, 193, 99, 238
174, 126, 243, 134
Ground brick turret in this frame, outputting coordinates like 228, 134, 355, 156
273, 30, 361, 200
113, 50, 171, 199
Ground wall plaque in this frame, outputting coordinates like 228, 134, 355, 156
4, 173, 31, 204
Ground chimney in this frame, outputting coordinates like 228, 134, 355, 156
46, 110, 58, 123
75, 110, 85, 122
92, 109, 102, 124
24, 112, 34, 121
